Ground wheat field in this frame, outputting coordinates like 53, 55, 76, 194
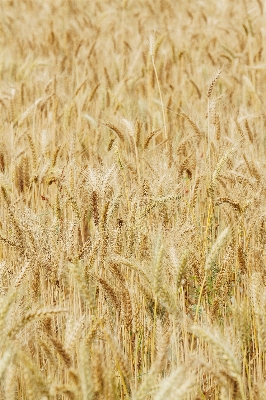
0, 0, 266, 398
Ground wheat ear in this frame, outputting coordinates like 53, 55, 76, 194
150, 34, 167, 142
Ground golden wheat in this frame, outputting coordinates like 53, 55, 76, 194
0, 0, 265, 398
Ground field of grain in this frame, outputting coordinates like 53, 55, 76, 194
0, 0, 266, 399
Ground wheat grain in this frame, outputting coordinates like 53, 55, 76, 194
205, 227, 230, 271
207, 70, 221, 98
